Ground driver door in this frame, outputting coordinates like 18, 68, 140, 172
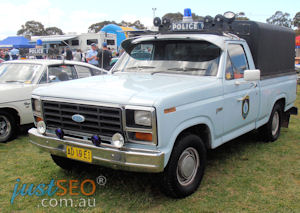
222, 43, 259, 141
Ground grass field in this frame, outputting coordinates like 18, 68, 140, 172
0, 88, 299, 213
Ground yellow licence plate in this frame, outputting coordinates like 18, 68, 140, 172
66, 146, 92, 163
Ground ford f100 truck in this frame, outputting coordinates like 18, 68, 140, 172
28, 11, 298, 198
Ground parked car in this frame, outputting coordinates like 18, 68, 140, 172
296, 64, 300, 83
29, 15, 298, 198
0, 60, 107, 142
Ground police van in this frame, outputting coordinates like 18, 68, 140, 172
28, 9, 298, 198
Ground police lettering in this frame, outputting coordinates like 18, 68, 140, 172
172, 22, 202, 31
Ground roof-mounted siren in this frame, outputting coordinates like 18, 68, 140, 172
154, 16, 171, 31
223, 11, 236, 31
182, 8, 193, 23
203, 16, 214, 29
214, 14, 224, 29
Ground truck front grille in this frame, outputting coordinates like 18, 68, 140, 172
42, 101, 122, 137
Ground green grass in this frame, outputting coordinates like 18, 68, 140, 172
1, 87, 300, 213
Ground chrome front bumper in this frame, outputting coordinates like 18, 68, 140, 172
28, 128, 164, 173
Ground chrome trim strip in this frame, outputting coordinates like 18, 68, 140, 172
28, 128, 164, 173
39, 96, 123, 109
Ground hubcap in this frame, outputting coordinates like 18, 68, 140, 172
271, 111, 279, 136
176, 147, 200, 186
0, 116, 11, 138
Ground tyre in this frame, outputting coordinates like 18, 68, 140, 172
51, 154, 80, 171
161, 134, 207, 198
259, 103, 282, 142
0, 111, 17, 142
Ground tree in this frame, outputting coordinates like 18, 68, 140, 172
45, 27, 64, 35
266, 11, 292, 28
162, 12, 183, 22
162, 12, 203, 22
88, 20, 146, 33
293, 12, 300, 29
17, 20, 46, 36
88, 21, 117, 33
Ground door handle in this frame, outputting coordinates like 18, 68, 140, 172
237, 96, 247, 102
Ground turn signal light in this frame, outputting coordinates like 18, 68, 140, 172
135, 132, 153, 141
35, 117, 43, 122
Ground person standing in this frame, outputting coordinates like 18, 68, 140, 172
97, 42, 112, 70
86, 43, 98, 66
65, 47, 73, 60
10, 48, 19, 60
73, 49, 82, 61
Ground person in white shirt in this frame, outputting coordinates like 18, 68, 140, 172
73, 49, 82, 61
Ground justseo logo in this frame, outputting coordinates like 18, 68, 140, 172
11, 178, 98, 204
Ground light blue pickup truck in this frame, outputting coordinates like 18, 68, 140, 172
29, 12, 298, 198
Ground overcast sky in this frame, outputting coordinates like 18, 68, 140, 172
0, 0, 298, 39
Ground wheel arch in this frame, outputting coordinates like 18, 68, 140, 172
163, 117, 214, 167
0, 107, 20, 126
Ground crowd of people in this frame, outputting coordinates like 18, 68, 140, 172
61, 42, 118, 71
0, 48, 21, 61
0, 42, 121, 71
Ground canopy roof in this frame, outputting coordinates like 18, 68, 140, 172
30, 35, 78, 44
0, 36, 35, 48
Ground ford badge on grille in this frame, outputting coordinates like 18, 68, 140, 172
72, 114, 85, 123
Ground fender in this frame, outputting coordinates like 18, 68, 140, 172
0, 100, 32, 125
161, 116, 216, 167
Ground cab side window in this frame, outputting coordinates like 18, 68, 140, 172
75, 65, 92, 78
225, 44, 249, 80
39, 65, 77, 84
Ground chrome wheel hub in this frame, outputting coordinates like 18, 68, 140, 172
0, 116, 10, 138
177, 147, 200, 186
271, 111, 279, 136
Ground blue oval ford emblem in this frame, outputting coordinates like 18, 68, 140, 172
72, 114, 85, 123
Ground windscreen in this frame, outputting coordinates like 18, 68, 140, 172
0, 63, 41, 84
113, 40, 221, 76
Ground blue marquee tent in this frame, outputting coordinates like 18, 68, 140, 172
0, 36, 35, 48
101, 24, 127, 49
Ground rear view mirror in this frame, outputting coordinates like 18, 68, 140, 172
244, 69, 260, 81
49, 75, 56, 82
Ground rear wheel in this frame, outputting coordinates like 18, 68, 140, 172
0, 112, 17, 142
259, 103, 282, 142
161, 134, 207, 198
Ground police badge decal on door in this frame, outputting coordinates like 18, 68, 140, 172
242, 96, 250, 119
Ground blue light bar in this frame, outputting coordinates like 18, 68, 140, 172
184, 8, 192, 17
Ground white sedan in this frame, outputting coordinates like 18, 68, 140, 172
0, 59, 106, 142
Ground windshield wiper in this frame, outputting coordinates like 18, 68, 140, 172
151, 67, 206, 75
167, 67, 206, 71
4, 80, 25, 83
126, 66, 156, 70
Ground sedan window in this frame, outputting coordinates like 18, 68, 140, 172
39, 65, 77, 84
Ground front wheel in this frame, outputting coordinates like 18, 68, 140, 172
161, 134, 207, 198
0, 112, 17, 142
259, 103, 282, 142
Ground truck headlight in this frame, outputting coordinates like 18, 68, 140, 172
33, 99, 42, 112
134, 110, 152, 126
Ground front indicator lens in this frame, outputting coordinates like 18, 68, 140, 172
135, 132, 153, 142
134, 111, 152, 126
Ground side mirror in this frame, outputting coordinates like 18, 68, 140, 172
244, 69, 260, 81
49, 75, 56, 82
